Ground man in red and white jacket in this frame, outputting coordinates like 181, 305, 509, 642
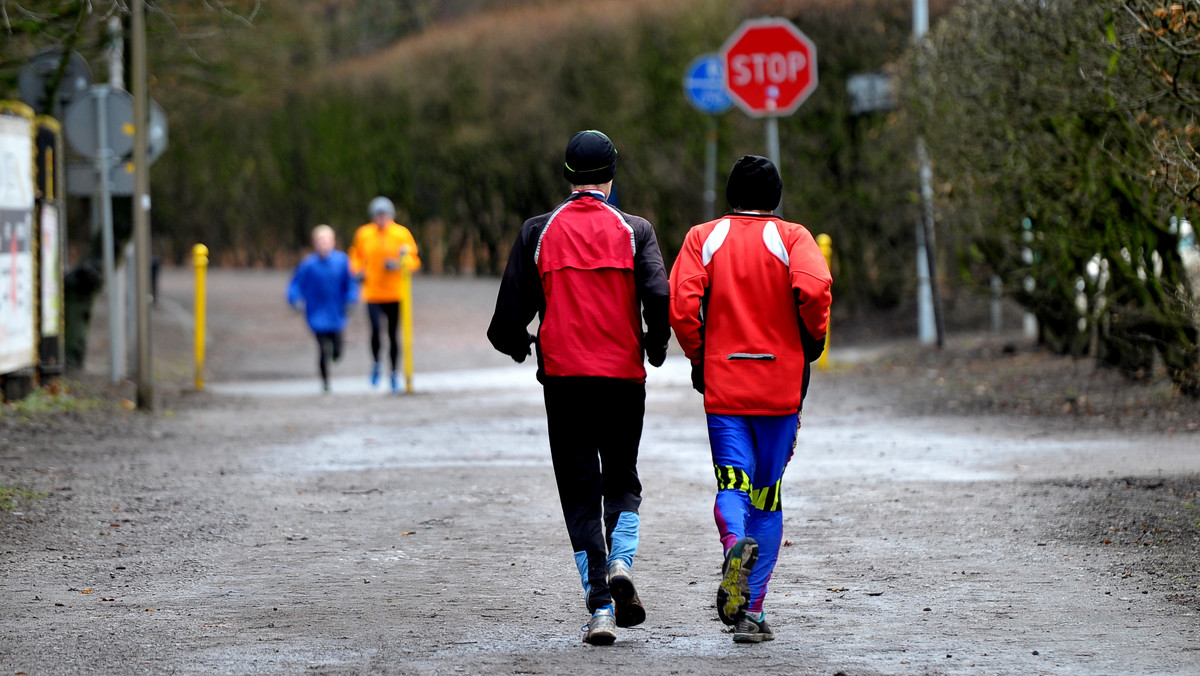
669, 155, 832, 644
488, 130, 670, 645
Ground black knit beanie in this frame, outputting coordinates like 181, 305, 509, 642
726, 155, 782, 212
563, 130, 618, 185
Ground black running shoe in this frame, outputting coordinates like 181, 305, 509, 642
607, 560, 645, 628
716, 537, 758, 625
732, 612, 775, 643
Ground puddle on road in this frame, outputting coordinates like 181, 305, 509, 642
258, 420, 552, 474
220, 361, 1195, 484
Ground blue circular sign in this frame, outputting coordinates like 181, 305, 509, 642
683, 54, 733, 115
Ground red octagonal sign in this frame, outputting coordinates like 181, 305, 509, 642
721, 18, 818, 118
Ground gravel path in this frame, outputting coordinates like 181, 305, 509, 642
2, 270, 1198, 675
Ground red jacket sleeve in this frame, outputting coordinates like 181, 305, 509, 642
789, 227, 832, 352
668, 227, 708, 362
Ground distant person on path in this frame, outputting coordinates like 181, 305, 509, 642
287, 225, 359, 393
487, 130, 670, 645
668, 155, 832, 643
348, 196, 421, 393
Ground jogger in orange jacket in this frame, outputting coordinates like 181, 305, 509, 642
669, 155, 831, 643
348, 196, 421, 392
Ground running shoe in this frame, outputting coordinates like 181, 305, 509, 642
389, 372, 400, 393
370, 362, 381, 387
716, 537, 758, 625
732, 612, 774, 643
607, 560, 645, 628
583, 605, 617, 645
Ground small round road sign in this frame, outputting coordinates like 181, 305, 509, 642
683, 54, 733, 115
721, 18, 818, 118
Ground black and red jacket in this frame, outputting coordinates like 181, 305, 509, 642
488, 191, 670, 382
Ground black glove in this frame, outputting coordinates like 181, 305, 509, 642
690, 360, 705, 395
644, 332, 667, 368
511, 332, 536, 364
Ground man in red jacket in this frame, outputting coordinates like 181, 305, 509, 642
669, 155, 832, 643
488, 130, 670, 645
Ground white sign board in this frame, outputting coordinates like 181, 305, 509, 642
0, 114, 35, 373
40, 203, 61, 336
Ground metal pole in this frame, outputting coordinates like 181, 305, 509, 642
132, 0, 153, 409
765, 116, 782, 218
193, 244, 208, 390
913, 0, 929, 36
990, 274, 1003, 334
817, 233, 833, 370
704, 116, 718, 222
913, 0, 944, 347
95, 86, 122, 383
916, 137, 945, 347
401, 248, 414, 394
915, 218, 935, 344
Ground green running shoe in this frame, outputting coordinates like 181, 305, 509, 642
716, 537, 758, 625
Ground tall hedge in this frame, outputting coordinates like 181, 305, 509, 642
148, 0, 947, 316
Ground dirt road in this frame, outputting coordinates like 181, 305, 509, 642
2, 270, 1199, 675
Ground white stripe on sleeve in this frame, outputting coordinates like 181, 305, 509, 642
701, 219, 731, 266
762, 221, 789, 266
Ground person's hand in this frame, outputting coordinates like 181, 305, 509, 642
690, 360, 705, 395
512, 332, 536, 363
290, 302, 303, 314
384, 258, 400, 271
354, 271, 365, 283
644, 333, 666, 367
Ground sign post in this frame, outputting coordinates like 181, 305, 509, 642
64, 85, 135, 383
721, 18, 818, 216
682, 54, 733, 222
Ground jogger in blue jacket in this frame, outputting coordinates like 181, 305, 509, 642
287, 225, 359, 392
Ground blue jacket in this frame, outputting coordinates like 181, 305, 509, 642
287, 250, 358, 333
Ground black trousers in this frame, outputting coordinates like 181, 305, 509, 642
314, 331, 343, 386
366, 302, 400, 371
542, 376, 645, 611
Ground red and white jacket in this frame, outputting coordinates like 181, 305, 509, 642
669, 213, 832, 415
488, 192, 670, 382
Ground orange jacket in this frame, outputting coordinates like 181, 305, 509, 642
669, 214, 831, 415
348, 221, 421, 303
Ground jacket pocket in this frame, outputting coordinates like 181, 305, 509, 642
726, 353, 776, 360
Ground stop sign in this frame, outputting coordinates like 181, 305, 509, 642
721, 18, 818, 117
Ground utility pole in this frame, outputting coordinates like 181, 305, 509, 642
132, 0, 153, 409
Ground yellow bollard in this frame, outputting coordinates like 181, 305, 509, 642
193, 244, 208, 390
816, 234, 833, 371
400, 247, 415, 394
